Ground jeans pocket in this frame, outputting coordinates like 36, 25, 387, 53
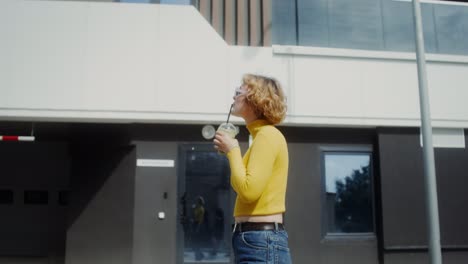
241, 231, 268, 250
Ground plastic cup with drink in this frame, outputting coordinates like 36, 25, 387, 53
217, 122, 238, 138
217, 104, 238, 154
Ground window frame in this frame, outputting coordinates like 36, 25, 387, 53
319, 144, 377, 242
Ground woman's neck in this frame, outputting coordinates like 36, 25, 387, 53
244, 113, 258, 125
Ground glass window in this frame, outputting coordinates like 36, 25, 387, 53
0, 189, 14, 204
178, 145, 232, 263
381, 1, 437, 53
297, 0, 329, 47
328, 0, 384, 51
434, 4, 468, 55
272, 0, 297, 45
58, 190, 69, 206
120, 0, 152, 3
24, 190, 48, 205
322, 150, 374, 236
273, 0, 468, 56
119, 0, 191, 4
160, 0, 191, 4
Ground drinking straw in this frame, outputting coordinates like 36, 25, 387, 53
226, 103, 234, 124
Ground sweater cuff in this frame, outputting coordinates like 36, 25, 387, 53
226, 145, 241, 158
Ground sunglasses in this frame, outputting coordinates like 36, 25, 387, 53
234, 86, 246, 97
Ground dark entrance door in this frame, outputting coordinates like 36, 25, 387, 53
177, 144, 233, 264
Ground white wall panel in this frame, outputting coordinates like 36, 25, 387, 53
274, 46, 468, 127
361, 60, 420, 120
156, 4, 227, 114
0, 0, 87, 109
83, 3, 160, 111
292, 57, 364, 118
0, 1, 228, 123
427, 63, 468, 121
1, 0, 468, 128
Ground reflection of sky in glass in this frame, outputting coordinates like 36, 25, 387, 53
435, 5, 468, 54
272, 1, 297, 45
161, 0, 190, 4
328, 0, 384, 50
274, 0, 468, 55
325, 154, 370, 193
120, 0, 151, 3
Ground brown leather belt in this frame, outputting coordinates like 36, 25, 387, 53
232, 222, 285, 233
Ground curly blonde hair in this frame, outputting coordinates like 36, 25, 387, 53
242, 74, 287, 125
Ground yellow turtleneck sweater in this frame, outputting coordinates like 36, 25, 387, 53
226, 119, 289, 217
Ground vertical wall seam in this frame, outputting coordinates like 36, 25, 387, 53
260, 0, 264, 46
432, 5, 440, 53
248, 0, 251, 46
295, 0, 299, 45
210, 0, 213, 24
222, 0, 226, 39
379, 0, 387, 50
235, 0, 238, 45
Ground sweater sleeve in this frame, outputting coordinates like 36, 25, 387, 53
227, 131, 278, 203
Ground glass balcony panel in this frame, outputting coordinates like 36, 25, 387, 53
272, 1, 297, 45
273, 0, 468, 56
434, 5, 468, 55
328, 0, 384, 50
298, 0, 329, 47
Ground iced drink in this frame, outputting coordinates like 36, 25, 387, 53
217, 123, 238, 138
217, 123, 238, 154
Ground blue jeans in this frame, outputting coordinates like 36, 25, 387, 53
232, 230, 292, 264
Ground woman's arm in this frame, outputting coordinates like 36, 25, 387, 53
227, 131, 278, 203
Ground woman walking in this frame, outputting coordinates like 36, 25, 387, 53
214, 74, 292, 264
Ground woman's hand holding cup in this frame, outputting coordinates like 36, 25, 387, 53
214, 123, 239, 154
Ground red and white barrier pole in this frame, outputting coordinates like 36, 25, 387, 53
0, 135, 35, 142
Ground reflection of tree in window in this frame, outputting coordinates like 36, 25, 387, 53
334, 164, 373, 233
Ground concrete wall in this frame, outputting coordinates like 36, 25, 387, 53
0, 0, 468, 128
0, 142, 69, 263
65, 144, 135, 264
0, 0, 227, 123
378, 128, 468, 262
384, 252, 468, 264
282, 127, 379, 264
132, 141, 178, 264
271, 46, 468, 128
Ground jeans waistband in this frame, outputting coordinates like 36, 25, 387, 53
232, 222, 284, 233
